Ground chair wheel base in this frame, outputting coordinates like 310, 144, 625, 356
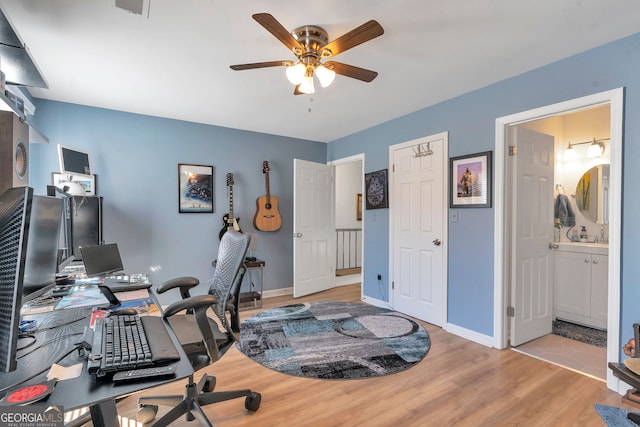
203, 375, 216, 392
245, 392, 261, 412
137, 404, 158, 424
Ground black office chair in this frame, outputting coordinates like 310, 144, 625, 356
137, 230, 261, 426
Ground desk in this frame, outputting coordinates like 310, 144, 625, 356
212, 259, 265, 310
0, 287, 193, 426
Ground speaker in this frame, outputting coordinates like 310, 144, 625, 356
0, 111, 29, 196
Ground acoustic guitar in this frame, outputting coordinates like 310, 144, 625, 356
253, 161, 282, 231
219, 173, 241, 240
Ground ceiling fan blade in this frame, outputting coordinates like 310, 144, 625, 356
252, 13, 302, 52
326, 61, 378, 82
230, 61, 288, 71
321, 20, 384, 57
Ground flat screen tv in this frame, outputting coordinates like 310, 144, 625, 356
47, 185, 74, 272
22, 195, 63, 303
57, 144, 92, 178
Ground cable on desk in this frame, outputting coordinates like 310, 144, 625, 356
17, 332, 83, 360
28, 312, 90, 333
0, 343, 82, 395
16, 334, 36, 351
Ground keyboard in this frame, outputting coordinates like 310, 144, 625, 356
87, 314, 180, 378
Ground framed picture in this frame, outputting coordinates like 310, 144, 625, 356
364, 169, 388, 210
450, 151, 492, 208
178, 164, 214, 213
51, 173, 96, 196
356, 193, 363, 221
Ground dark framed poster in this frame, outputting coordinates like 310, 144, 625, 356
365, 169, 388, 210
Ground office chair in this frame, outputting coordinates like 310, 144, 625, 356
153, 260, 247, 334
137, 230, 261, 426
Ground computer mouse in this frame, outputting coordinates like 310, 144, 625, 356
108, 308, 138, 316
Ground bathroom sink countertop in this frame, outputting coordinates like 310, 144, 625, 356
556, 241, 608, 255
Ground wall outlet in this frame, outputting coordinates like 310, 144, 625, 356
377, 274, 382, 280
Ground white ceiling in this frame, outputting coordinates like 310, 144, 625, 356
1, 0, 638, 143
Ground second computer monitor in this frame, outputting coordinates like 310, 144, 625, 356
81, 243, 124, 277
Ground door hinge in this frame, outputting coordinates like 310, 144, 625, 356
392, 164, 395, 172
391, 281, 394, 290
507, 306, 515, 317
509, 146, 517, 156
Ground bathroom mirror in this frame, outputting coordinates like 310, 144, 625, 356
575, 164, 609, 224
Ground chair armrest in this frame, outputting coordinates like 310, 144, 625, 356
162, 294, 219, 318
157, 276, 200, 300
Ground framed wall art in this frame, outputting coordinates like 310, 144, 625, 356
450, 151, 492, 208
364, 169, 388, 210
178, 163, 214, 213
51, 173, 96, 196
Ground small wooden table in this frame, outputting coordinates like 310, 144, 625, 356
212, 258, 265, 310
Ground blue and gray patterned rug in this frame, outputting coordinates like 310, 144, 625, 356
236, 302, 431, 380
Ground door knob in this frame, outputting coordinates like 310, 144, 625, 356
549, 243, 559, 249
294, 233, 303, 238
433, 239, 441, 246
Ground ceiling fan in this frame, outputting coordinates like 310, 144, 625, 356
230, 13, 384, 95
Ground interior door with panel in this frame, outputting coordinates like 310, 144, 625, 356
391, 133, 446, 326
293, 159, 335, 298
510, 127, 555, 346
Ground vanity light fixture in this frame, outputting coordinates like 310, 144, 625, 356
563, 137, 609, 161
563, 142, 577, 161
587, 138, 605, 158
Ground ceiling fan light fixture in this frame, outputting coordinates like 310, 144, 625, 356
315, 64, 335, 88
286, 62, 306, 85
298, 75, 315, 94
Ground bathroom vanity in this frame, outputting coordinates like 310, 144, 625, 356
553, 242, 608, 330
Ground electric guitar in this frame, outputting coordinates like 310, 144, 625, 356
253, 161, 282, 232
219, 173, 241, 240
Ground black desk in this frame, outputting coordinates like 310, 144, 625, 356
0, 287, 193, 426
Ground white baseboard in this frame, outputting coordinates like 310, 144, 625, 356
263, 287, 292, 299
335, 274, 361, 287
361, 294, 393, 309
445, 322, 494, 348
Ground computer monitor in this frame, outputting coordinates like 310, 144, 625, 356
0, 186, 32, 372
21, 195, 63, 303
80, 243, 124, 277
47, 185, 74, 272
57, 144, 92, 178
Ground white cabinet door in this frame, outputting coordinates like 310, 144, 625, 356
590, 254, 609, 323
554, 251, 591, 317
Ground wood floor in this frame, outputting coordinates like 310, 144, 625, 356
111, 284, 633, 426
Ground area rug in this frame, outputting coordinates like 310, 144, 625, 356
236, 302, 431, 380
594, 404, 638, 427
552, 319, 607, 348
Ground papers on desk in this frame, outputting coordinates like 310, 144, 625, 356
55, 286, 109, 310
47, 363, 83, 381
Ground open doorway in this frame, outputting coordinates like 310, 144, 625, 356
508, 105, 610, 380
493, 88, 623, 392
330, 155, 364, 293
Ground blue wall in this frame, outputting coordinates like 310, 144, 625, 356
29, 101, 326, 304
329, 32, 640, 341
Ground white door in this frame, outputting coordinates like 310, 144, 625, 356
510, 127, 555, 346
391, 133, 447, 326
293, 159, 335, 297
